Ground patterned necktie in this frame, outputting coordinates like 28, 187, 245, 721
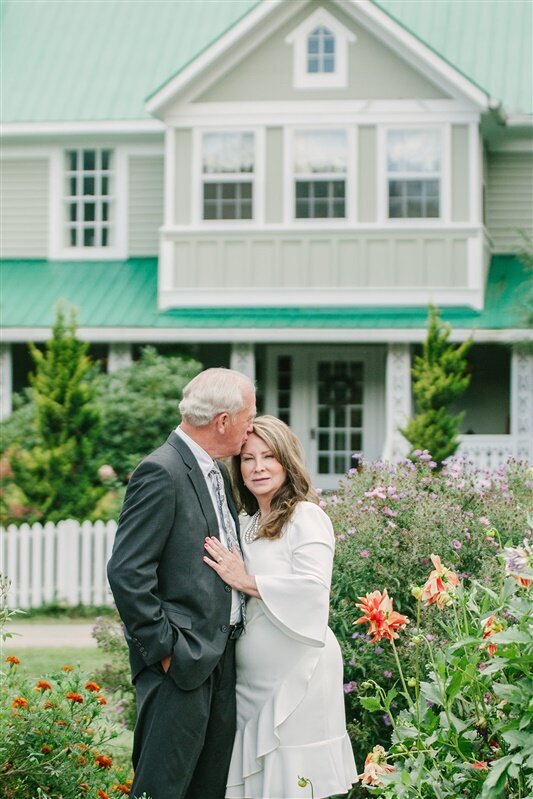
208, 464, 246, 626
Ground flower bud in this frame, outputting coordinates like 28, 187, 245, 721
407, 678, 417, 687
411, 586, 423, 600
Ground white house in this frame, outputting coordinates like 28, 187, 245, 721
1, 0, 532, 486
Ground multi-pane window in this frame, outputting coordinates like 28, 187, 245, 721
202, 132, 254, 220
316, 361, 363, 475
307, 26, 335, 73
65, 149, 113, 247
294, 130, 347, 219
387, 129, 441, 218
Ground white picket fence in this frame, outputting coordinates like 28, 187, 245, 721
0, 520, 117, 609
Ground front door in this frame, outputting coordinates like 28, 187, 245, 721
265, 346, 384, 489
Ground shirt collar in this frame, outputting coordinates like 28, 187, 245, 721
175, 425, 214, 478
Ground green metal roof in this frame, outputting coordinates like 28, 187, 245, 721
0, 256, 529, 332
1, 0, 531, 123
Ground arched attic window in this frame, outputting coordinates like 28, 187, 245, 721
286, 8, 355, 89
307, 25, 335, 74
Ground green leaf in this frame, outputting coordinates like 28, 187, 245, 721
492, 628, 533, 645
420, 681, 443, 706
359, 695, 383, 712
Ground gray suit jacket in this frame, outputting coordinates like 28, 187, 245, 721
107, 431, 238, 691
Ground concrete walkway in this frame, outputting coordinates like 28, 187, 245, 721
3, 623, 97, 648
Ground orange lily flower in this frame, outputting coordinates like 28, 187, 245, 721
354, 589, 409, 642
358, 745, 396, 786
421, 554, 460, 609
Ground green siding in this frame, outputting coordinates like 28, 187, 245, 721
0, 158, 48, 258
451, 125, 470, 223
358, 127, 377, 223
265, 128, 283, 224
175, 130, 192, 225
165, 230, 470, 291
128, 155, 164, 256
486, 152, 533, 252
0, 256, 527, 330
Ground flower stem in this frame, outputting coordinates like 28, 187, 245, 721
390, 638, 413, 706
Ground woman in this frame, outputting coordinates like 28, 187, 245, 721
204, 415, 357, 799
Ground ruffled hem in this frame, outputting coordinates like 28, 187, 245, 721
226, 732, 357, 799
226, 644, 357, 799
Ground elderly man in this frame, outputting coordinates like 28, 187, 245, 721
107, 367, 256, 799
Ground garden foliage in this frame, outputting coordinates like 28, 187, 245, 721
353, 541, 532, 798
324, 455, 532, 771
400, 306, 472, 465
3, 306, 103, 523
90, 346, 201, 482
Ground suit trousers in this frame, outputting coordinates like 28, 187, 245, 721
130, 636, 237, 799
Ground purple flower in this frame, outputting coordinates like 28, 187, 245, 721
383, 670, 393, 679
374, 646, 384, 654
336, 534, 346, 542
343, 681, 358, 694
452, 539, 462, 550
382, 506, 398, 517
347, 527, 356, 536
478, 517, 491, 527
359, 549, 370, 558
382, 713, 392, 727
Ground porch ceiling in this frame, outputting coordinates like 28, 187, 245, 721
0, 255, 529, 333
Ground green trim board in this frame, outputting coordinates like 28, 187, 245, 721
0, 257, 529, 331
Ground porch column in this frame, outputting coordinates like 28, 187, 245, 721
383, 343, 411, 461
230, 342, 255, 381
510, 346, 533, 462
0, 344, 13, 420
107, 342, 133, 373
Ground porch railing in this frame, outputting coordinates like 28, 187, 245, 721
457, 434, 532, 470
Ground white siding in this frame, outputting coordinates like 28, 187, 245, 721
486, 152, 533, 253
128, 155, 164, 256
0, 158, 48, 257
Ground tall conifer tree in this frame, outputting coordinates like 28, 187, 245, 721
10, 305, 103, 521
401, 306, 472, 466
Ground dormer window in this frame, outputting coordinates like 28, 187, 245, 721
286, 8, 355, 89
307, 26, 335, 74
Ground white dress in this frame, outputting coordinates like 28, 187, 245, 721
226, 501, 357, 799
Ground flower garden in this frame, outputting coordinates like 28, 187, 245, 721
2, 455, 532, 798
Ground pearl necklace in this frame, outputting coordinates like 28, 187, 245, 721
243, 511, 261, 543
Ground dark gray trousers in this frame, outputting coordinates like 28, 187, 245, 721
130, 639, 236, 799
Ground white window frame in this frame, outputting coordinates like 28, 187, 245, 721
192, 127, 265, 226
285, 7, 355, 90
377, 124, 450, 226
50, 145, 128, 259
284, 126, 356, 225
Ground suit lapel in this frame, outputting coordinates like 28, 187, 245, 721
167, 432, 220, 537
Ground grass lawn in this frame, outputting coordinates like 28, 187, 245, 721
11, 646, 109, 678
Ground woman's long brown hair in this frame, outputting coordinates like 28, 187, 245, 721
231, 415, 318, 540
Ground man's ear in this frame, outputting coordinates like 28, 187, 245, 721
215, 412, 229, 434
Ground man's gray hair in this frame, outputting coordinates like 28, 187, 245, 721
179, 368, 254, 427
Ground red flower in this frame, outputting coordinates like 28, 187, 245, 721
35, 680, 52, 692
66, 692, 83, 704
95, 754, 113, 769
421, 554, 460, 609
43, 700, 53, 709
96, 695, 107, 705
113, 785, 131, 795
481, 615, 504, 657
62, 665, 73, 672
40, 745, 52, 754
354, 589, 409, 642
5, 656, 20, 665
84, 681, 101, 692
471, 761, 488, 770
97, 792, 110, 799
12, 697, 28, 709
